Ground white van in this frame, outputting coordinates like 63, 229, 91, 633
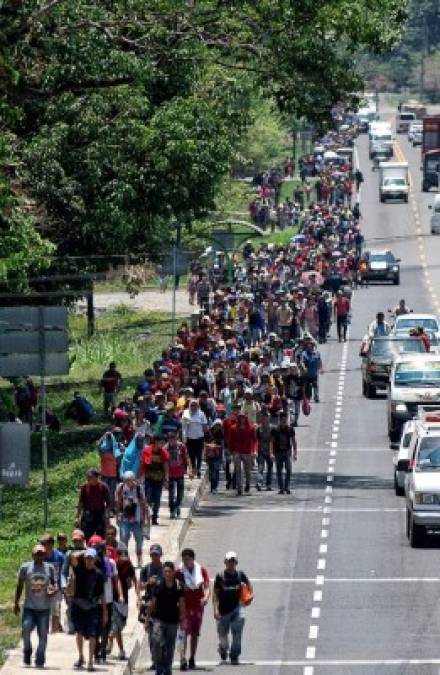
429, 195, 440, 234
396, 112, 416, 133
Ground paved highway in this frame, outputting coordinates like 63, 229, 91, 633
140, 117, 440, 674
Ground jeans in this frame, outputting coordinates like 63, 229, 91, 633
337, 314, 348, 341
288, 399, 301, 425
145, 479, 163, 522
256, 454, 273, 488
248, 326, 261, 346
217, 607, 245, 660
187, 437, 204, 476
233, 454, 252, 493
207, 458, 221, 491
151, 620, 177, 675
168, 477, 184, 514
22, 608, 50, 666
120, 520, 144, 555
275, 451, 292, 491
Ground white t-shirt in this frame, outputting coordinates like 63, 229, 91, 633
104, 558, 117, 604
182, 409, 208, 440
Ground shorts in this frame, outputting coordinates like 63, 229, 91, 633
183, 607, 204, 637
50, 590, 62, 618
71, 604, 101, 639
111, 603, 128, 634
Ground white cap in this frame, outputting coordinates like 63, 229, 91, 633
224, 551, 238, 562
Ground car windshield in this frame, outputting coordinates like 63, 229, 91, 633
397, 318, 438, 331
394, 361, 440, 386
371, 340, 425, 357
369, 254, 394, 263
416, 437, 440, 470
384, 178, 406, 186
400, 114, 415, 121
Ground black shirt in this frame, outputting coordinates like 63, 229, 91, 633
140, 562, 164, 600
73, 560, 104, 608
271, 426, 295, 454
214, 570, 249, 616
152, 580, 183, 624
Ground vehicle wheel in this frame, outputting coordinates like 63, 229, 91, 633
404, 196, 408, 203
394, 472, 404, 497
362, 379, 367, 396
393, 275, 400, 285
380, 196, 385, 203
409, 515, 424, 548
366, 383, 376, 398
422, 182, 428, 193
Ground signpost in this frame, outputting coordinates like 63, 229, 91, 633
0, 306, 69, 527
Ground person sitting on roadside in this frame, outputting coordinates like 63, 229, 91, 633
66, 392, 95, 426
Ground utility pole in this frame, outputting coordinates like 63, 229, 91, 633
38, 307, 48, 529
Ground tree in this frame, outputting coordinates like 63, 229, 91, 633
0, 0, 407, 276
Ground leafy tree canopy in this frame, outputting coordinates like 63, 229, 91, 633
0, 0, 406, 272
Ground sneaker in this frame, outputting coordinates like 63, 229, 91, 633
231, 656, 240, 665
266, 486, 273, 491
170, 511, 176, 519
256, 484, 261, 491
176, 507, 181, 517
23, 652, 31, 667
285, 488, 291, 495
278, 489, 285, 494
188, 656, 196, 669
118, 651, 127, 661
219, 649, 228, 662
245, 484, 250, 493
180, 658, 188, 671
152, 517, 158, 525
74, 658, 84, 669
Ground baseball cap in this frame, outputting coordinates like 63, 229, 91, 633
72, 529, 85, 541
224, 551, 238, 562
150, 544, 163, 556
84, 548, 97, 559
32, 544, 46, 555
88, 535, 104, 547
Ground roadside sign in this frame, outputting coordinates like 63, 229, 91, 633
0, 423, 30, 486
0, 353, 70, 377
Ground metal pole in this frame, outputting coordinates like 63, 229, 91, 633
171, 243, 177, 344
38, 307, 48, 528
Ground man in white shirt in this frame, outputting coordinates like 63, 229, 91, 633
182, 400, 208, 478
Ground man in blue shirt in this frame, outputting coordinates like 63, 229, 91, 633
301, 340, 323, 403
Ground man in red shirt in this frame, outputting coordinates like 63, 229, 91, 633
176, 548, 210, 671
165, 432, 191, 519
223, 404, 241, 490
229, 413, 257, 495
76, 468, 111, 540
100, 362, 122, 415
333, 290, 351, 342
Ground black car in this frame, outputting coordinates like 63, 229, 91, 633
361, 250, 401, 285
361, 336, 426, 398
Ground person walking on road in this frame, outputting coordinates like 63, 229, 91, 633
14, 544, 57, 668
165, 431, 191, 518
213, 551, 253, 666
181, 399, 208, 479
76, 468, 111, 541
333, 290, 351, 343
100, 362, 122, 415
115, 470, 149, 568
40, 533, 65, 634
150, 561, 185, 675
228, 412, 257, 495
141, 435, 169, 526
301, 340, 323, 403
176, 548, 210, 671
139, 544, 164, 671
256, 408, 273, 491
271, 411, 297, 494
70, 547, 107, 672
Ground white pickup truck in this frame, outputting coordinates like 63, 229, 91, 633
379, 162, 409, 203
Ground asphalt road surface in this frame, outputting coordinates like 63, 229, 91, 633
138, 113, 440, 674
